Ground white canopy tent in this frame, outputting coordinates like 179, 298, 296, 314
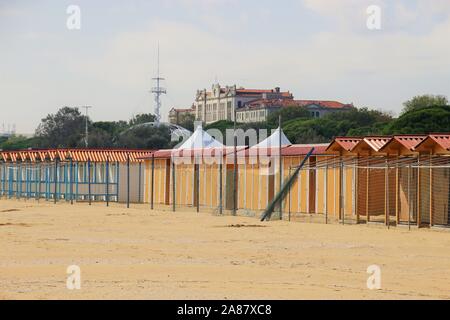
177, 126, 224, 150
253, 127, 292, 148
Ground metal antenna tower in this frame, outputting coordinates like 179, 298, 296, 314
151, 45, 166, 123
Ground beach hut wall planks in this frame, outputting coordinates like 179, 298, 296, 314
0, 149, 152, 204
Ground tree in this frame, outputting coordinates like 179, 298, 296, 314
0, 135, 37, 150
178, 113, 195, 132
383, 105, 450, 135
282, 108, 392, 143
116, 125, 172, 149
401, 94, 448, 115
267, 106, 311, 127
35, 107, 87, 148
129, 113, 156, 126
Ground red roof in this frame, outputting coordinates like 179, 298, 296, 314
356, 137, 392, 152
283, 144, 329, 156
242, 99, 353, 110
326, 137, 362, 152
414, 134, 450, 152
295, 100, 353, 109
0, 149, 153, 163
427, 134, 450, 150
379, 135, 426, 153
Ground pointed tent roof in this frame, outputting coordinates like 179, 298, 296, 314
253, 127, 292, 148
177, 126, 224, 150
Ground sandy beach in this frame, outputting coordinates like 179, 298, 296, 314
1, 199, 450, 300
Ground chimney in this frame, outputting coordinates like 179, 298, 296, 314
275, 87, 280, 93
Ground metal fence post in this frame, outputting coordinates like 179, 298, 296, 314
127, 154, 130, 209
151, 154, 155, 210
219, 159, 223, 215
325, 163, 328, 224
340, 159, 344, 225
54, 158, 58, 204
138, 161, 142, 204
172, 160, 176, 212
70, 158, 73, 205
233, 134, 237, 216
106, 156, 110, 207
408, 163, 411, 230
385, 158, 390, 229
279, 116, 282, 220
288, 167, 291, 222
88, 158, 92, 206
196, 159, 200, 213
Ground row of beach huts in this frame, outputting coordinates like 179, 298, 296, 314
1, 128, 449, 228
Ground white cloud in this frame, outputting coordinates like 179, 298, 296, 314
1, 0, 450, 132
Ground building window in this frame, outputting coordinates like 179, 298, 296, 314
238, 101, 242, 108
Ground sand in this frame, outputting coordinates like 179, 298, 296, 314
1, 199, 450, 300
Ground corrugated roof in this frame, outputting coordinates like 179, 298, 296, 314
326, 137, 362, 152
428, 134, 450, 150
0, 149, 153, 163
360, 137, 392, 152
283, 144, 329, 156
379, 135, 426, 153
394, 135, 426, 150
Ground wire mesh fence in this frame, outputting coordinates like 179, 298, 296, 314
2, 154, 450, 229
0, 161, 122, 203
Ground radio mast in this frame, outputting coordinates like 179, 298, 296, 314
151, 45, 166, 123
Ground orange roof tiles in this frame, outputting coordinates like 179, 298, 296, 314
283, 144, 329, 156
394, 135, 426, 150
326, 137, 362, 152
427, 134, 450, 150
378, 135, 426, 154
0, 149, 153, 163
359, 137, 392, 152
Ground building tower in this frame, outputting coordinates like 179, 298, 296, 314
151, 45, 166, 123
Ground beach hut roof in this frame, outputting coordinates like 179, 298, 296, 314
177, 126, 224, 150
253, 127, 292, 148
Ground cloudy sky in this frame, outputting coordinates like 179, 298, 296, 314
1, 0, 450, 133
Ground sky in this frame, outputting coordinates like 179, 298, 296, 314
1, 0, 450, 134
